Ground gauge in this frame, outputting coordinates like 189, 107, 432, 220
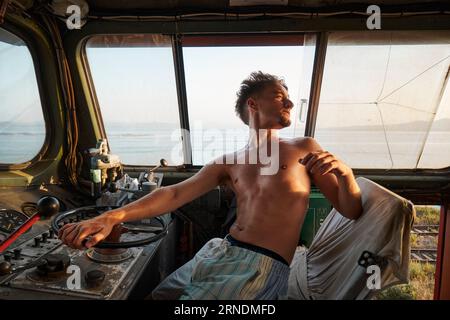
0, 209, 29, 234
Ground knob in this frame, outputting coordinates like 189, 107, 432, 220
36, 196, 60, 218
48, 229, 55, 238
13, 249, 21, 260
34, 238, 41, 247
46, 254, 70, 272
160, 158, 168, 167
37, 254, 70, 275
0, 261, 12, 276
3, 254, 12, 262
42, 233, 48, 243
85, 269, 105, 288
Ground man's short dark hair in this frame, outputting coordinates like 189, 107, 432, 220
235, 71, 287, 125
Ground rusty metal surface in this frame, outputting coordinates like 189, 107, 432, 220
8, 243, 144, 299
0, 225, 163, 299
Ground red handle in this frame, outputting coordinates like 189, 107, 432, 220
0, 214, 41, 253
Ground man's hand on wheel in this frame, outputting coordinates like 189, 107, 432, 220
58, 215, 116, 249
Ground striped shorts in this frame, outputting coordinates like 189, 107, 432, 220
152, 237, 290, 300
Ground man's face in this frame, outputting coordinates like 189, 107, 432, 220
251, 82, 294, 129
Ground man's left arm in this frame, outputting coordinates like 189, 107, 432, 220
299, 138, 363, 220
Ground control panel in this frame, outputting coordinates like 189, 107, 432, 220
0, 162, 175, 300
0, 214, 168, 299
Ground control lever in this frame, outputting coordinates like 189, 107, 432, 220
145, 158, 168, 182
0, 197, 60, 253
0, 257, 47, 276
149, 158, 168, 173
0, 253, 71, 285
0, 257, 48, 285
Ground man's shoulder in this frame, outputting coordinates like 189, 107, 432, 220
287, 136, 321, 151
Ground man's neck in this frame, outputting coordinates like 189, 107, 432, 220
246, 127, 280, 149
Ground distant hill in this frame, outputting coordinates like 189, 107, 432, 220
3, 119, 450, 132
323, 118, 450, 132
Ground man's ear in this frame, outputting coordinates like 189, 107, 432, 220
247, 97, 258, 112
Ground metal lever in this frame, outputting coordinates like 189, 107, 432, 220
149, 158, 169, 173
146, 158, 168, 182
0, 258, 47, 285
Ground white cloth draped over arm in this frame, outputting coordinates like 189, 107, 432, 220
288, 177, 416, 300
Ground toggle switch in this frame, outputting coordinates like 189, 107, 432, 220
34, 238, 41, 247
13, 249, 21, 260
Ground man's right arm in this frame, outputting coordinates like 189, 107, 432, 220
59, 161, 227, 248
106, 162, 227, 223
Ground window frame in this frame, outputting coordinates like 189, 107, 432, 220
0, 24, 50, 170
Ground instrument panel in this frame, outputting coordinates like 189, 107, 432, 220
0, 209, 29, 243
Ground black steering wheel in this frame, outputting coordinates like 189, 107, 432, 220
51, 206, 169, 248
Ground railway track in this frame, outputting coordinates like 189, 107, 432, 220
411, 248, 437, 263
410, 224, 439, 263
411, 225, 439, 236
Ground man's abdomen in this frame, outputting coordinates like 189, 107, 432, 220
230, 196, 309, 264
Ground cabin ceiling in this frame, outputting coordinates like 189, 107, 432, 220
13, 0, 449, 15
85, 0, 445, 10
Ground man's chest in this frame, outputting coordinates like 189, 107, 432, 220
226, 154, 311, 194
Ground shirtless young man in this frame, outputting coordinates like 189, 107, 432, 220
59, 71, 363, 300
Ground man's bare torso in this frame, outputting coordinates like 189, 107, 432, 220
222, 138, 312, 264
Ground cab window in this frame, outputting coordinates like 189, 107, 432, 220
316, 31, 450, 169
85, 34, 183, 165
182, 34, 316, 165
0, 28, 45, 164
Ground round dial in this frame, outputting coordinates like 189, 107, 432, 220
0, 209, 29, 234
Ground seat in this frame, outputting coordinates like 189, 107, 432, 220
287, 177, 416, 300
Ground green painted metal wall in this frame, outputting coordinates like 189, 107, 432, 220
299, 189, 332, 248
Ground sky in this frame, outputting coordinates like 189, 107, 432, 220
0, 42, 44, 125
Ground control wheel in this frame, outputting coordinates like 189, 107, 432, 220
51, 206, 168, 248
